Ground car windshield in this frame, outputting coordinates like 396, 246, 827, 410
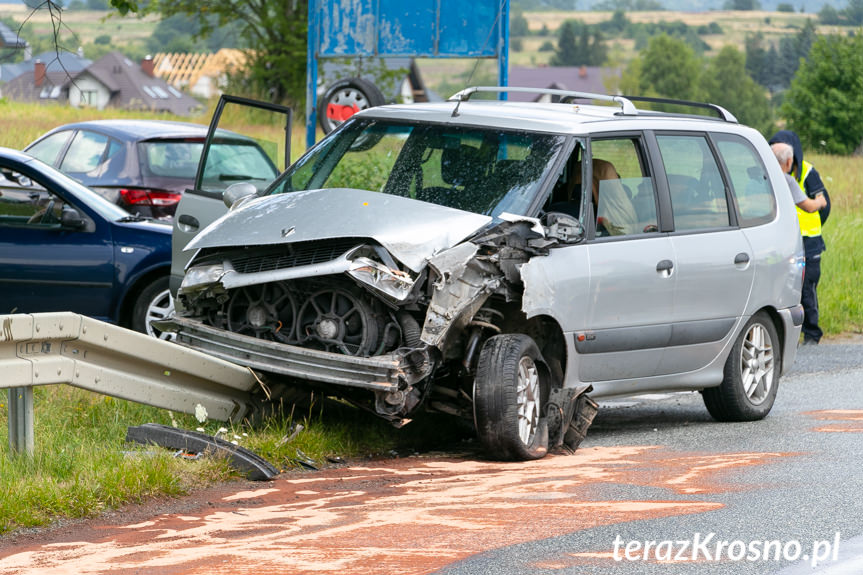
268, 119, 567, 218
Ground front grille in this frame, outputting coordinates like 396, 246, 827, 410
198, 238, 365, 275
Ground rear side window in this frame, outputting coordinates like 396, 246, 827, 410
656, 134, 730, 231
713, 133, 776, 227
60, 130, 111, 173
143, 141, 204, 178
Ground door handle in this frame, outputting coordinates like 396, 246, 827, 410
177, 214, 199, 232
734, 252, 750, 265
656, 259, 674, 272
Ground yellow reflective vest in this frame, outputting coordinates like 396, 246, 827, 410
795, 161, 822, 238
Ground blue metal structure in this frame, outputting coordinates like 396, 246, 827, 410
306, 0, 510, 148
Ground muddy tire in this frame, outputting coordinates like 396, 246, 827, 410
703, 311, 780, 421
317, 77, 385, 134
131, 276, 174, 340
473, 334, 549, 461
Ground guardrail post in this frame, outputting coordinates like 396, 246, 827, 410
7, 386, 34, 455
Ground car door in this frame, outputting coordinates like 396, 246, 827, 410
171, 95, 292, 295
653, 132, 755, 375
548, 135, 678, 383
0, 159, 115, 320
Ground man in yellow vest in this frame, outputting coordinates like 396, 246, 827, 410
769, 130, 830, 345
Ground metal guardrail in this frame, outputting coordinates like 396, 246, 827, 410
1, 312, 259, 455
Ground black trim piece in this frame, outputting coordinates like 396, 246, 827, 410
574, 318, 736, 354
0, 278, 112, 288
126, 423, 279, 481
791, 304, 804, 327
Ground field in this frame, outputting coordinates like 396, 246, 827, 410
3, 5, 852, 100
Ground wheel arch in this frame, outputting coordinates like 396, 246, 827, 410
118, 265, 170, 328
521, 314, 568, 388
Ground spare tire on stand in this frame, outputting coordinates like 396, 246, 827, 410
317, 77, 385, 134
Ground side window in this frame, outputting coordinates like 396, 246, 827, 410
590, 137, 658, 237
656, 134, 730, 231
26, 131, 72, 166
713, 133, 776, 227
0, 165, 62, 226
59, 130, 110, 173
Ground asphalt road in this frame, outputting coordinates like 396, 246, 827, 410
1, 341, 861, 575
439, 341, 863, 575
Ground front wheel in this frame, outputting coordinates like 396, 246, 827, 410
473, 334, 549, 461
703, 311, 780, 421
131, 276, 175, 340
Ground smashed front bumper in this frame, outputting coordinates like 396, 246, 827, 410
160, 317, 433, 416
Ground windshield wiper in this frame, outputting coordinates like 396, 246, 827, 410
117, 214, 146, 222
218, 174, 266, 181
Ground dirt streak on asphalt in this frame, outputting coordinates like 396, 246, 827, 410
0, 445, 793, 575
806, 409, 863, 433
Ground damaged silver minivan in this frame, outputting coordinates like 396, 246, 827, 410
165, 89, 805, 461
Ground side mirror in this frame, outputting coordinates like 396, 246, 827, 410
544, 212, 584, 244
222, 182, 258, 209
60, 206, 87, 230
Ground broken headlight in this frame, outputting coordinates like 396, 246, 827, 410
347, 257, 415, 302
180, 263, 226, 292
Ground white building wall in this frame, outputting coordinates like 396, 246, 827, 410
67, 75, 111, 109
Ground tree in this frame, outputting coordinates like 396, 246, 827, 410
552, 21, 607, 66
637, 34, 702, 100
818, 4, 843, 24
700, 46, 772, 134
744, 33, 768, 86
552, 21, 580, 66
782, 33, 863, 155
724, 0, 761, 9
842, 0, 863, 25
511, 10, 530, 37
108, 0, 307, 106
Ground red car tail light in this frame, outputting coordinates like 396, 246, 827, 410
119, 188, 182, 207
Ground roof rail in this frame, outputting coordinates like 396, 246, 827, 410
447, 87, 739, 123
448, 86, 638, 116
621, 95, 738, 123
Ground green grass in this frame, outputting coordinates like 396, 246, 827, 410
0, 386, 457, 535
808, 153, 863, 337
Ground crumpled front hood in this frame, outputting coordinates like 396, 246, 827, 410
185, 188, 492, 272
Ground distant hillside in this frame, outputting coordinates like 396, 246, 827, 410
519, 1, 834, 12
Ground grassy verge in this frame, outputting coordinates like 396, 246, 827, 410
0, 386, 460, 535
807, 153, 863, 337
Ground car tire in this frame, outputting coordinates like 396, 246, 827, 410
473, 334, 549, 461
317, 77, 385, 134
703, 311, 780, 422
131, 276, 175, 340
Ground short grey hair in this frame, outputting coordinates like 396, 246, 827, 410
771, 142, 793, 165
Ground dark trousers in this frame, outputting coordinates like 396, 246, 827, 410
802, 252, 822, 342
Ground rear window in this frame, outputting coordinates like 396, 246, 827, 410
141, 140, 205, 178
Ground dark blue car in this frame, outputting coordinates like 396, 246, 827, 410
0, 147, 173, 337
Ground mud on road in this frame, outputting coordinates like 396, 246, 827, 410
0, 445, 792, 575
